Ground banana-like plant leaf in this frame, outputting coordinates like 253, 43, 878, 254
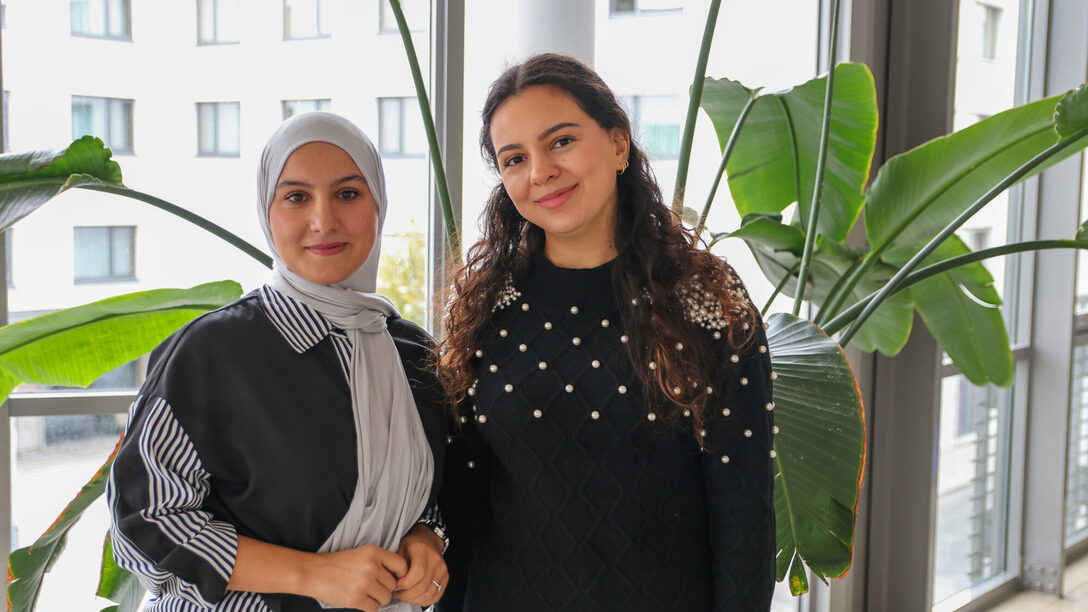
0, 281, 242, 402
7, 444, 120, 612
0, 136, 123, 231
768, 312, 865, 594
885, 237, 1012, 386
866, 88, 1088, 253
98, 533, 145, 612
1056, 84, 1088, 138
701, 63, 878, 242
723, 216, 913, 355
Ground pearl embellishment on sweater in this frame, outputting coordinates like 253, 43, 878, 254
590, 410, 600, 420
565, 384, 574, 393
591, 360, 601, 368
601, 319, 610, 327
570, 306, 579, 314
539, 362, 548, 370
533, 409, 542, 418
544, 322, 553, 330
519, 344, 528, 352
489, 364, 498, 373
504, 384, 513, 392
618, 385, 628, 394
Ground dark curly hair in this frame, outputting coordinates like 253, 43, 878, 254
438, 53, 757, 437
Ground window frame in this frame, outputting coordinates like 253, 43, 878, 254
195, 101, 241, 158
377, 96, 426, 158
71, 95, 135, 155
70, 0, 132, 41
197, 0, 240, 45
281, 98, 331, 120
282, 0, 330, 41
608, 0, 682, 18
73, 225, 137, 284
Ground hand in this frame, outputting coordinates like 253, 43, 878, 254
306, 544, 408, 612
394, 524, 449, 607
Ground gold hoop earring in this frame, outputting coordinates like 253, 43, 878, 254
618, 159, 629, 176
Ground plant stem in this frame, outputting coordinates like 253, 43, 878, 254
387, 0, 461, 261
81, 184, 272, 268
792, 0, 841, 316
696, 93, 758, 236
838, 128, 1088, 346
823, 239, 1088, 336
762, 262, 800, 316
672, 0, 722, 213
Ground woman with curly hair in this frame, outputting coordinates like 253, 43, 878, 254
435, 54, 777, 611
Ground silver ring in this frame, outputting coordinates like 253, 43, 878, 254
432, 579, 443, 591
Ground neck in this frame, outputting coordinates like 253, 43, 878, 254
543, 236, 617, 269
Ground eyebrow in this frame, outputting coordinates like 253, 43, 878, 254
495, 122, 580, 157
275, 174, 367, 190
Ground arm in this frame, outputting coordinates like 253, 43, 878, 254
703, 324, 777, 611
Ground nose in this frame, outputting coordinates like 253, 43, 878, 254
529, 155, 559, 185
308, 196, 339, 233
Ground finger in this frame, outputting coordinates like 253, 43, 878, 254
396, 557, 427, 591
374, 568, 398, 593
376, 548, 409, 578
396, 570, 434, 603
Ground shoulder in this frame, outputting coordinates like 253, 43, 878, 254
675, 256, 756, 335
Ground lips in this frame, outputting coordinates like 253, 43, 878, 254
536, 185, 575, 210
305, 242, 348, 256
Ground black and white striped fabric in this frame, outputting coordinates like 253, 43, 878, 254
107, 286, 447, 611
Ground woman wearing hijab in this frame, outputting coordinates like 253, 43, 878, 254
107, 112, 449, 612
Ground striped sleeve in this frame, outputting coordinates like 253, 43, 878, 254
107, 395, 239, 606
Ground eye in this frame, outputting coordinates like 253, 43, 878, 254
502, 154, 526, 168
284, 191, 307, 204
338, 188, 360, 200
553, 136, 575, 149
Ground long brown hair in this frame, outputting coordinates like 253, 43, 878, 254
439, 53, 757, 438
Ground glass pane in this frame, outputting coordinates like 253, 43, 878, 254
216, 102, 241, 155
107, 0, 127, 37
218, 0, 240, 42
70, 0, 91, 34
73, 227, 110, 281
197, 0, 215, 42
1066, 342, 1088, 541
12, 415, 127, 608
110, 226, 134, 278
933, 374, 1012, 604
379, 98, 401, 154
197, 103, 214, 153
1076, 153, 1088, 314
108, 99, 132, 152
636, 95, 683, 159
284, 0, 317, 38
402, 97, 426, 156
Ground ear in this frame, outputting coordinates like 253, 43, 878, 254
611, 127, 631, 164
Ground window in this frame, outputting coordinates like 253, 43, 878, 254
70, 0, 131, 39
2, 90, 9, 152
980, 3, 1001, 60
610, 0, 682, 16
282, 98, 331, 119
379, 0, 427, 33
196, 102, 240, 157
197, 0, 239, 44
71, 96, 133, 154
378, 97, 426, 157
624, 95, 683, 159
283, 0, 329, 39
74, 226, 135, 283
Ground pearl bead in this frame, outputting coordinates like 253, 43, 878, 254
744, 429, 752, 438
772, 426, 780, 434
478, 415, 488, 424
565, 384, 574, 393
763, 322, 769, 330
713, 331, 722, 340
618, 385, 628, 394
591, 360, 601, 368
740, 377, 749, 386
538, 362, 548, 370
620, 335, 629, 343
467, 460, 476, 468
647, 412, 657, 421
730, 354, 739, 363
446, 436, 454, 444
475, 349, 484, 357
521, 303, 530, 311
590, 410, 600, 420
722, 408, 731, 416
459, 416, 467, 424
631, 298, 639, 305
672, 387, 682, 395
489, 364, 498, 373
720, 455, 730, 464
765, 402, 775, 411
706, 386, 714, 394
572, 337, 581, 346
770, 450, 777, 458
504, 384, 513, 392
648, 361, 657, 370
675, 342, 684, 350
499, 329, 508, 337
770, 372, 778, 380
743, 322, 750, 330
759, 345, 768, 353
544, 322, 553, 330
601, 319, 610, 327
519, 344, 528, 352
467, 387, 476, 396
533, 409, 543, 418
700, 429, 707, 437
683, 409, 691, 417
570, 306, 579, 314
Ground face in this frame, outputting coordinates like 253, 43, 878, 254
269, 141, 379, 285
489, 85, 630, 250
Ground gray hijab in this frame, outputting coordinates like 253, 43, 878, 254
257, 112, 432, 611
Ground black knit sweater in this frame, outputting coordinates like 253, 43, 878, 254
437, 254, 776, 612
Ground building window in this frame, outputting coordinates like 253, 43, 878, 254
197, 0, 239, 44
70, 0, 131, 39
624, 95, 683, 159
74, 226, 135, 283
611, 0, 682, 16
378, 97, 426, 157
283, 0, 329, 39
379, 0, 427, 33
2, 90, 8, 153
197, 102, 240, 157
282, 98, 331, 120
980, 3, 1001, 60
72, 96, 134, 154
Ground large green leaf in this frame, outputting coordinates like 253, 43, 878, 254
886, 237, 1013, 386
7, 447, 119, 612
0, 136, 123, 231
97, 533, 145, 612
0, 281, 242, 402
1056, 84, 1088, 138
866, 88, 1088, 253
701, 63, 878, 241
722, 216, 913, 355
768, 312, 865, 594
